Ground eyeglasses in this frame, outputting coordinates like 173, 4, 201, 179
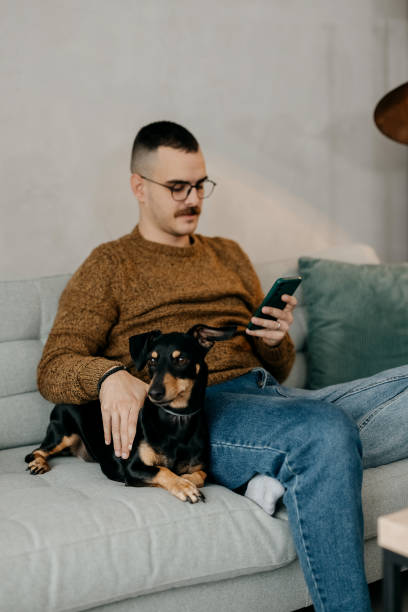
139, 175, 217, 201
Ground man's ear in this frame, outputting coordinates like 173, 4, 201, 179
130, 173, 145, 202
129, 330, 162, 371
187, 324, 238, 351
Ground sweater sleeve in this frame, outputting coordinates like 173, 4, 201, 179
37, 244, 125, 404
225, 240, 296, 383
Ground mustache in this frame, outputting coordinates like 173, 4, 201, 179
175, 206, 201, 217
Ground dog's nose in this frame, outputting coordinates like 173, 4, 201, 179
149, 387, 165, 401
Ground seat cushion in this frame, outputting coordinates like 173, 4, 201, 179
0, 446, 297, 612
2, 446, 408, 612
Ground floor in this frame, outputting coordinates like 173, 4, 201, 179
298, 572, 408, 611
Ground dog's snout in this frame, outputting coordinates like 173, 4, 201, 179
149, 386, 165, 401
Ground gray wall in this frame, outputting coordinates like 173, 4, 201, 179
1, 0, 407, 280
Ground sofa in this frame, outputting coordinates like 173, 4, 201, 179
1, 242, 408, 612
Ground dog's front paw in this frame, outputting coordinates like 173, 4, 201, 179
26, 456, 50, 475
170, 477, 206, 503
180, 471, 207, 488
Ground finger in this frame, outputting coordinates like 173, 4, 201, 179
246, 327, 286, 339
111, 412, 121, 458
261, 305, 292, 323
251, 316, 289, 332
281, 294, 298, 310
127, 409, 138, 452
120, 411, 129, 459
101, 406, 112, 445
260, 306, 284, 319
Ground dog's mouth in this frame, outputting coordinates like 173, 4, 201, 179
148, 395, 173, 406
147, 393, 188, 410
147, 375, 194, 410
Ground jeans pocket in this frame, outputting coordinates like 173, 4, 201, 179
253, 368, 279, 390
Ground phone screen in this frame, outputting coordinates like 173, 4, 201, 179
247, 276, 302, 331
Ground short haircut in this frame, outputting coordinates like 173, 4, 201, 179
130, 121, 199, 173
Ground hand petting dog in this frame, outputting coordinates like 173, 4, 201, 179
99, 370, 148, 460
245, 294, 298, 347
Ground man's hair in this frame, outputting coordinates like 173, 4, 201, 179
130, 121, 199, 173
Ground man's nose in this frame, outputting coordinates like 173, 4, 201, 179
185, 185, 201, 205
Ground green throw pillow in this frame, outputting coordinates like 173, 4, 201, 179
298, 257, 408, 389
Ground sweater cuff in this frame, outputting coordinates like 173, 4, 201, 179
77, 357, 125, 401
253, 333, 295, 365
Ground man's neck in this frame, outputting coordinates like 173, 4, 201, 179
138, 222, 193, 247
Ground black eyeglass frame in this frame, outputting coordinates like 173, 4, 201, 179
139, 175, 217, 201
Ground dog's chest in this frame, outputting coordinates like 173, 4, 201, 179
137, 439, 201, 474
138, 440, 170, 468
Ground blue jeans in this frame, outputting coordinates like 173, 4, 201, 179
204, 365, 408, 612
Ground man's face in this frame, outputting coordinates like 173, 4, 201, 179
136, 146, 207, 239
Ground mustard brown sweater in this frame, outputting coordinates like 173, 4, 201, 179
37, 225, 295, 404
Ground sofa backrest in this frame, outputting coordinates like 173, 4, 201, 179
0, 243, 380, 451
0, 275, 71, 450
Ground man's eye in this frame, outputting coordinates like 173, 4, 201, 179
171, 183, 186, 193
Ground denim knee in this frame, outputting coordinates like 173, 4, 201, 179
284, 400, 363, 481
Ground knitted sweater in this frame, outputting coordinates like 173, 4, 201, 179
37, 225, 295, 405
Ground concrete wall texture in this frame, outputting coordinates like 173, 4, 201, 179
1, 0, 407, 280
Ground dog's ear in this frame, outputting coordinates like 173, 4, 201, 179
129, 330, 162, 371
187, 324, 238, 351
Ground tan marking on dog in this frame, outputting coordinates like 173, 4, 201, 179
139, 441, 160, 466
138, 441, 168, 467
151, 467, 203, 502
28, 455, 50, 474
70, 434, 94, 462
151, 351, 158, 359
172, 350, 181, 358
48, 434, 80, 457
31, 434, 92, 472
177, 462, 204, 475
196, 363, 200, 374
180, 471, 207, 488
163, 373, 194, 409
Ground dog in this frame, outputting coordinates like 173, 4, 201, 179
25, 324, 237, 504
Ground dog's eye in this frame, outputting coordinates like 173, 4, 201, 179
147, 357, 157, 368
175, 356, 189, 366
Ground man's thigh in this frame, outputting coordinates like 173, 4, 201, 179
204, 370, 358, 488
271, 365, 408, 467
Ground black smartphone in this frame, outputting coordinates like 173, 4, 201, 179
247, 276, 302, 330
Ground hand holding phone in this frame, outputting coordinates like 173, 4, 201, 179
247, 276, 302, 331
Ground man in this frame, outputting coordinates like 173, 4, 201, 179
38, 121, 408, 612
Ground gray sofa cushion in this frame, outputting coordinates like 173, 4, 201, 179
1, 445, 297, 612
1, 446, 408, 611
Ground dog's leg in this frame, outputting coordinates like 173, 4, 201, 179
25, 404, 90, 475
25, 433, 85, 475
126, 463, 205, 503
180, 470, 207, 488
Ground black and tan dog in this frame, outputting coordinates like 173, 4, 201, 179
25, 324, 237, 503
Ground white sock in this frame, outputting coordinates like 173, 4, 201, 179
244, 474, 285, 516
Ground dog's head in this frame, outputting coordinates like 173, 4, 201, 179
129, 324, 237, 410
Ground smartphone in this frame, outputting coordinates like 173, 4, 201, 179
247, 276, 302, 330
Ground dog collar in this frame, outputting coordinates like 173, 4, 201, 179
157, 404, 202, 418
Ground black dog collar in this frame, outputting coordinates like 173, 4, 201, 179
156, 404, 202, 418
